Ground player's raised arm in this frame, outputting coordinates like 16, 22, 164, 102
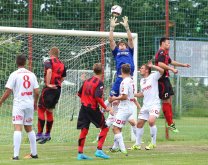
158, 62, 178, 74
170, 60, 191, 68
148, 60, 164, 75
120, 16, 133, 49
109, 17, 119, 50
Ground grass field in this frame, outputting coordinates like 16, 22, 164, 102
0, 117, 208, 165
0, 141, 208, 165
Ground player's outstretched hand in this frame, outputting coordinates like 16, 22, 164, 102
106, 106, 114, 116
108, 96, 116, 103
184, 64, 191, 68
147, 60, 153, 68
171, 68, 178, 74
110, 17, 119, 28
120, 16, 129, 29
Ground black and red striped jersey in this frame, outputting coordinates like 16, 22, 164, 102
44, 57, 66, 87
78, 76, 107, 110
155, 49, 172, 77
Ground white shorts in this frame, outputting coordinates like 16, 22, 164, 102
113, 107, 133, 128
106, 111, 134, 127
12, 107, 34, 125
138, 104, 160, 121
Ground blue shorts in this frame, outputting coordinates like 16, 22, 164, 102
110, 77, 123, 97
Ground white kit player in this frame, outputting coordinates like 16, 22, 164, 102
109, 64, 135, 155
0, 55, 39, 160
130, 61, 164, 151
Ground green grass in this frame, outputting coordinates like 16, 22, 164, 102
0, 141, 208, 165
0, 117, 208, 164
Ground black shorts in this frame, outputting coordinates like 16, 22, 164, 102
77, 105, 107, 129
38, 86, 61, 109
158, 77, 174, 100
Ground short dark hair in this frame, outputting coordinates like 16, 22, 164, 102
16, 55, 26, 66
121, 64, 131, 74
160, 37, 169, 46
93, 63, 102, 75
117, 40, 128, 47
142, 64, 151, 75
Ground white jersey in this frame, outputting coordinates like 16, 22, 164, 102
5, 68, 39, 109
118, 76, 135, 108
140, 72, 161, 107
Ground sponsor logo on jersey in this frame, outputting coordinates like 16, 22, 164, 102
21, 91, 33, 96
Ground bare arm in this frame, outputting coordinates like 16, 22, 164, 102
0, 88, 12, 107
45, 69, 57, 88
134, 92, 144, 98
108, 94, 128, 103
171, 60, 191, 68
120, 16, 133, 48
132, 98, 141, 109
33, 88, 39, 110
158, 62, 178, 74
109, 17, 119, 50
148, 60, 164, 75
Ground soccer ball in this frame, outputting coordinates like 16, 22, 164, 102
111, 5, 122, 17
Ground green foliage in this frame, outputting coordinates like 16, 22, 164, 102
0, 35, 23, 84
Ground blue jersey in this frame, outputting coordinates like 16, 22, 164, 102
112, 46, 135, 76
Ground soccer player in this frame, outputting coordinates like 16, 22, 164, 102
36, 47, 66, 144
109, 64, 135, 155
0, 55, 39, 160
130, 61, 164, 150
77, 63, 113, 160
107, 15, 138, 143
109, 16, 134, 97
155, 37, 190, 132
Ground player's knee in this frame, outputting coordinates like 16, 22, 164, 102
137, 121, 144, 128
128, 119, 136, 126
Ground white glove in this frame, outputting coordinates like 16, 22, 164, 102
120, 16, 129, 30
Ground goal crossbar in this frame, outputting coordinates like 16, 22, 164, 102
0, 26, 138, 38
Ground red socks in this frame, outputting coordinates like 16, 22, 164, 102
97, 127, 109, 150
78, 128, 89, 153
37, 108, 46, 134
46, 110, 53, 134
38, 108, 54, 134
162, 102, 173, 126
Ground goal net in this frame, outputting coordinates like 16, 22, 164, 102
0, 26, 138, 144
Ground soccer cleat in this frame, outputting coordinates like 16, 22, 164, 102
12, 156, 19, 160
145, 143, 156, 150
121, 150, 128, 156
36, 133, 44, 142
127, 144, 141, 150
24, 154, 38, 159
77, 153, 93, 160
168, 123, 179, 133
95, 149, 110, 159
108, 147, 121, 153
38, 134, 51, 144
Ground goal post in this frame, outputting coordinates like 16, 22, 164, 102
0, 26, 138, 144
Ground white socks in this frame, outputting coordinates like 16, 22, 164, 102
136, 127, 144, 146
114, 133, 126, 152
28, 130, 37, 156
150, 125, 157, 145
13, 131, 22, 157
132, 126, 137, 137
112, 136, 119, 149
